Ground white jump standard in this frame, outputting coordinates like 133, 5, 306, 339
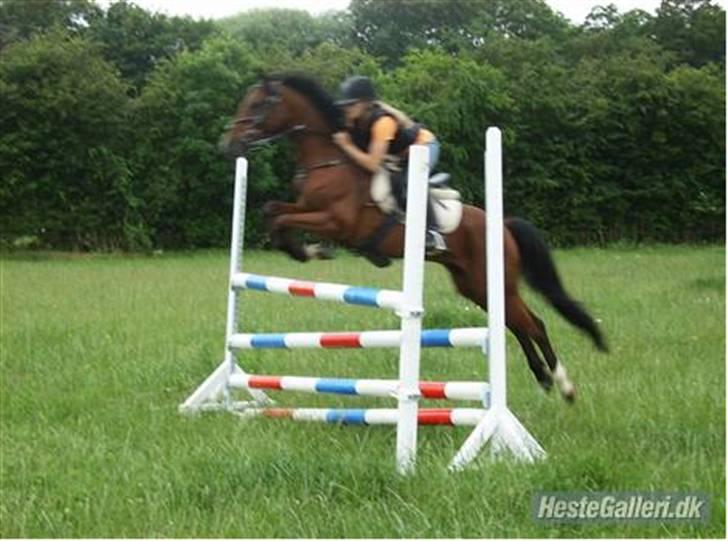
180, 128, 545, 473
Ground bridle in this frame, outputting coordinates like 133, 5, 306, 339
227, 80, 347, 176
227, 81, 330, 148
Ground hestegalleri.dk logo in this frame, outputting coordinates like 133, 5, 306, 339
533, 492, 709, 523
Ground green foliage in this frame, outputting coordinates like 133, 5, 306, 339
0, 0, 100, 47
131, 35, 269, 248
471, 25, 724, 243
650, 0, 726, 67
0, 0, 724, 250
381, 49, 514, 202
349, 0, 572, 66
0, 30, 135, 250
271, 42, 382, 92
85, 1, 219, 91
218, 8, 351, 56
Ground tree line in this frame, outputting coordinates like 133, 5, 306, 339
0, 0, 724, 251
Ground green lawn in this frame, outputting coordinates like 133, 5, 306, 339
1, 245, 724, 537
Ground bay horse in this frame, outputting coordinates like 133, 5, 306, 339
219, 74, 607, 402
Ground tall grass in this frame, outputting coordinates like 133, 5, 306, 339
1, 246, 724, 537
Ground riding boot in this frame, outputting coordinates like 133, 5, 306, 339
425, 196, 447, 254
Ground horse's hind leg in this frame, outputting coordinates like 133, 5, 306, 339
526, 308, 576, 402
510, 327, 554, 391
506, 295, 554, 392
446, 263, 555, 394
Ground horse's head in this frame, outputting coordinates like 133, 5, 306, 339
219, 78, 293, 158
219, 75, 344, 159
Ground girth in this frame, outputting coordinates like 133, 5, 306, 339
294, 159, 346, 181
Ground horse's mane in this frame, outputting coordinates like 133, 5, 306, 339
274, 73, 344, 132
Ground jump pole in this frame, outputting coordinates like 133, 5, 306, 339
395, 144, 428, 474
179, 158, 272, 411
448, 127, 545, 470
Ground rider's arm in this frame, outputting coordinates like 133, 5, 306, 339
335, 117, 397, 173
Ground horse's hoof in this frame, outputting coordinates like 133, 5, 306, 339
562, 386, 577, 403
364, 252, 391, 268
316, 246, 336, 260
539, 377, 553, 392
290, 253, 309, 263
304, 243, 336, 260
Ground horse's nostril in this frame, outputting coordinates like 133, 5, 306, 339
217, 138, 230, 155
218, 134, 247, 158
231, 140, 248, 158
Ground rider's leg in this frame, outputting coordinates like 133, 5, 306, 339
423, 138, 446, 253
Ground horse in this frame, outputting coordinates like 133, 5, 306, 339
219, 74, 607, 402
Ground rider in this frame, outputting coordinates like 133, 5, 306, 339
332, 75, 447, 254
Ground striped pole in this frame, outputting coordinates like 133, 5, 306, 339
228, 328, 487, 350
235, 407, 486, 426
228, 374, 490, 402
231, 273, 402, 311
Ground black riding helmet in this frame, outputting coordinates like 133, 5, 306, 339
337, 76, 377, 106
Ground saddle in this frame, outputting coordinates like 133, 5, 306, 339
370, 162, 463, 234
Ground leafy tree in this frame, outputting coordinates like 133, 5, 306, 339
270, 42, 381, 92
0, 0, 99, 48
382, 49, 514, 203
549, 48, 724, 242
649, 0, 726, 67
349, 0, 484, 63
86, 1, 218, 91
0, 30, 134, 249
580, 1, 725, 68
0, 0, 724, 250
473, 0, 572, 40
571, 8, 664, 63
660, 64, 725, 237
131, 35, 271, 248
472, 36, 595, 236
349, 0, 571, 65
218, 8, 351, 56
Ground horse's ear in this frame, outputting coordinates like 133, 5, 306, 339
262, 77, 282, 97
255, 71, 271, 91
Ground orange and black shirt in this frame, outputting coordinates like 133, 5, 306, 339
351, 106, 434, 157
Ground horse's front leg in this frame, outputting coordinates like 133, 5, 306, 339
263, 200, 303, 218
269, 209, 343, 262
262, 200, 307, 259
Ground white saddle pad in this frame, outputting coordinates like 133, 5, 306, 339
371, 169, 463, 234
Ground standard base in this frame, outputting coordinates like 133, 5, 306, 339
449, 407, 545, 471
179, 360, 272, 413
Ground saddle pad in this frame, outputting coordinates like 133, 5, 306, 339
371, 169, 463, 234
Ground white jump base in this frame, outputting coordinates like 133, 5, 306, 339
180, 127, 545, 473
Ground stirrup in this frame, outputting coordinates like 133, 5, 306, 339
425, 230, 447, 254
428, 172, 451, 186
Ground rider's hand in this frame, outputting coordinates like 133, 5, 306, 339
333, 131, 353, 149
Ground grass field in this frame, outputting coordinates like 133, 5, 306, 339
1, 245, 725, 537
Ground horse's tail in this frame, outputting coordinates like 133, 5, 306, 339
505, 217, 608, 352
